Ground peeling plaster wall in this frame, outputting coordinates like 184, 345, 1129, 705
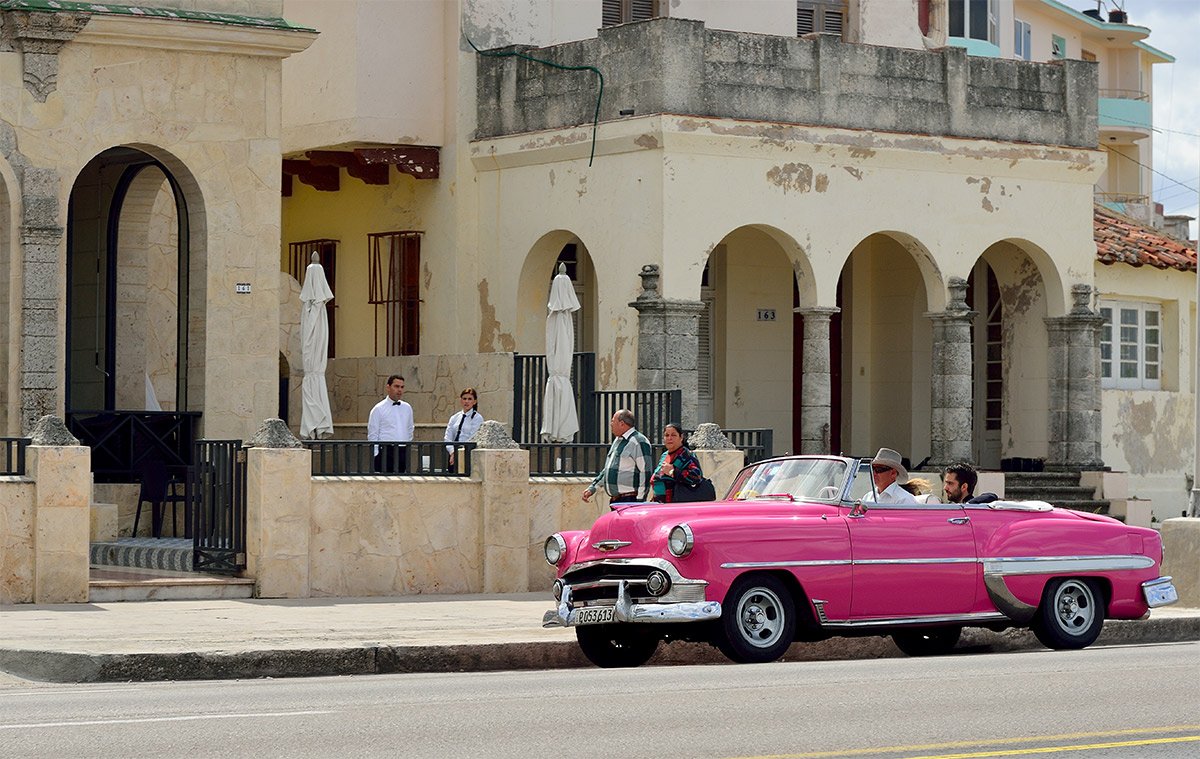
1096, 263, 1197, 519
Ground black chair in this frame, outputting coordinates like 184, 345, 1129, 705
134, 459, 190, 538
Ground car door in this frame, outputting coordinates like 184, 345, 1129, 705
846, 501, 978, 619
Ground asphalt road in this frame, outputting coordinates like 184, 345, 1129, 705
1, 642, 1196, 758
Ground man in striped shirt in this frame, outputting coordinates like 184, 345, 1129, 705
582, 409, 654, 504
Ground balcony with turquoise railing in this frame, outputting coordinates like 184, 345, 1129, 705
1098, 89, 1152, 142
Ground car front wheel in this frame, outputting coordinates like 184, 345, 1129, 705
1032, 578, 1105, 650
575, 624, 659, 668
892, 626, 962, 656
716, 574, 796, 664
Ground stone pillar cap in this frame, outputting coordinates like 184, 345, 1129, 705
29, 415, 80, 446
248, 418, 302, 448
473, 420, 519, 449
690, 423, 735, 450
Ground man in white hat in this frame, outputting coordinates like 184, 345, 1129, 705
867, 447, 918, 505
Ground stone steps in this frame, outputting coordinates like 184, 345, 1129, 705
90, 538, 193, 573
1004, 472, 1110, 515
89, 566, 254, 603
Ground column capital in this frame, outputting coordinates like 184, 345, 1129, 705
793, 306, 840, 319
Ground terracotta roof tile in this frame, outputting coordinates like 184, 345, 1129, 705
1095, 203, 1197, 272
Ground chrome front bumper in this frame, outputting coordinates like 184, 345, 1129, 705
1142, 576, 1178, 608
542, 580, 721, 628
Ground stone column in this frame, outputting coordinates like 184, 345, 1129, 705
472, 421, 532, 594
1045, 285, 1105, 471
628, 264, 706, 429
690, 423, 746, 499
19, 177, 65, 434
795, 307, 839, 454
27, 415, 90, 603
244, 419, 311, 598
927, 277, 977, 468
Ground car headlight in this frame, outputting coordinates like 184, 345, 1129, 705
668, 524, 694, 557
544, 534, 567, 566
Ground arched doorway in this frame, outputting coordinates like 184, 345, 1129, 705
835, 232, 938, 464
66, 146, 200, 480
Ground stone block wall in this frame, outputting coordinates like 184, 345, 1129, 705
476, 18, 1097, 148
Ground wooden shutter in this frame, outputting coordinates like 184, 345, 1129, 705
603, 0, 663, 27
797, 1, 846, 38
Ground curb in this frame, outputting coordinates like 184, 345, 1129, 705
1, 616, 1196, 683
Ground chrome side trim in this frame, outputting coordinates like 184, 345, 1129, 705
721, 559, 851, 569
983, 555, 1155, 576
820, 611, 1008, 629
983, 574, 1037, 624
811, 599, 829, 623
853, 557, 979, 565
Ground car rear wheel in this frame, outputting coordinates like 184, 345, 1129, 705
1032, 578, 1105, 650
716, 574, 796, 664
575, 624, 659, 668
892, 626, 962, 656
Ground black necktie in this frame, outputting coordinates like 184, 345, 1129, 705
455, 411, 471, 441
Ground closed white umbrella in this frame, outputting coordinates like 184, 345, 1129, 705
540, 264, 581, 443
299, 253, 335, 439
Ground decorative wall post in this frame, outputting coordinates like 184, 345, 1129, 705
927, 277, 978, 468
629, 264, 706, 429
26, 415, 90, 603
472, 421, 531, 593
1045, 285, 1104, 471
18, 167, 65, 433
795, 307, 839, 454
244, 418, 311, 598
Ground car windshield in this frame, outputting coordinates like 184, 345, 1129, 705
729, 458, 849, 502
846, 460, 878, 502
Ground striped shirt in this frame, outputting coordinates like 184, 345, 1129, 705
590, 427, 654, 500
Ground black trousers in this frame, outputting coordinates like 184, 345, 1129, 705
373, 445, 408, 474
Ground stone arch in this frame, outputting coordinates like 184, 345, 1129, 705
514, 229, 598, 354
65, 145, 206, 415
835, 231, 943, 460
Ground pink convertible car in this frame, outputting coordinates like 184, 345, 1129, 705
543, 455, 1178, 668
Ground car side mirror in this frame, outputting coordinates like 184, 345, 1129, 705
849, 500, 868, 518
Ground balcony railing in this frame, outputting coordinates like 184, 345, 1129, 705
304, 440, 474, 477
1, 437, 30, 476
1095, 192, 1149, 206
1099, 88, 1148, 101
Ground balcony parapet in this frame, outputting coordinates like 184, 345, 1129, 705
475, 18, 1097, 148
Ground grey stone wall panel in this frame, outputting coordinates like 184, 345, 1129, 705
476, 18, 1097, 147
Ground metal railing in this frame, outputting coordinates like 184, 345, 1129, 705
66, 410, 201, 482
526, 443, 613, 477
592, 389, 681, 443
191, 439, 246, 575
1099, 88, 1148, 101
717, 428, 774, 464
1, 437, 30, 476
1095, 191, 1150, 205
512, 352, 596, 443
304, 440, 475, 477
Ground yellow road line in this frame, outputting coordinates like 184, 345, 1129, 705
735, 725, 1200, 759
893, 734, 1200, 759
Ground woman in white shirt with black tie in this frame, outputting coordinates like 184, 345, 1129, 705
444, 387, 485, 466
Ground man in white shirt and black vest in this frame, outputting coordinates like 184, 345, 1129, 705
368, 374, 414, 473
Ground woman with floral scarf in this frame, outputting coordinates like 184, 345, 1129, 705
650, 423, 705, 503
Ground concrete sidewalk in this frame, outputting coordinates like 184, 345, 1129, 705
1, 594, 1197, 683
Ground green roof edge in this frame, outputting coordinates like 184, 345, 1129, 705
0, 0, 316, 33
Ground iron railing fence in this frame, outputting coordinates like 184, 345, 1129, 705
526, 443, 613, 477
191, 439, 246, 575
512, 352, 596, 443
1, 437, 30, 476
592, 389, 681, 443
66, 410, 201, 482
304, 440, 476, 477
715, 428, 774, 464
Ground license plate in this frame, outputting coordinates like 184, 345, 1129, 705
574, 606, 615, 625
1144, 580, 1178, 608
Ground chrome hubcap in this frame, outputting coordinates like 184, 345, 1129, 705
1055, 580, 1095, 634
737, 588, 784, 648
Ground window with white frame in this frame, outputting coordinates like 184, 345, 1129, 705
1014, 19, 1031, 60
949, 0, 999, 44
1100, 301, 1161, 390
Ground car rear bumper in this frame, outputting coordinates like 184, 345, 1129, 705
1142, 576, 1178, 608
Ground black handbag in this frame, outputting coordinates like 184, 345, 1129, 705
678, 477, 717, 502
